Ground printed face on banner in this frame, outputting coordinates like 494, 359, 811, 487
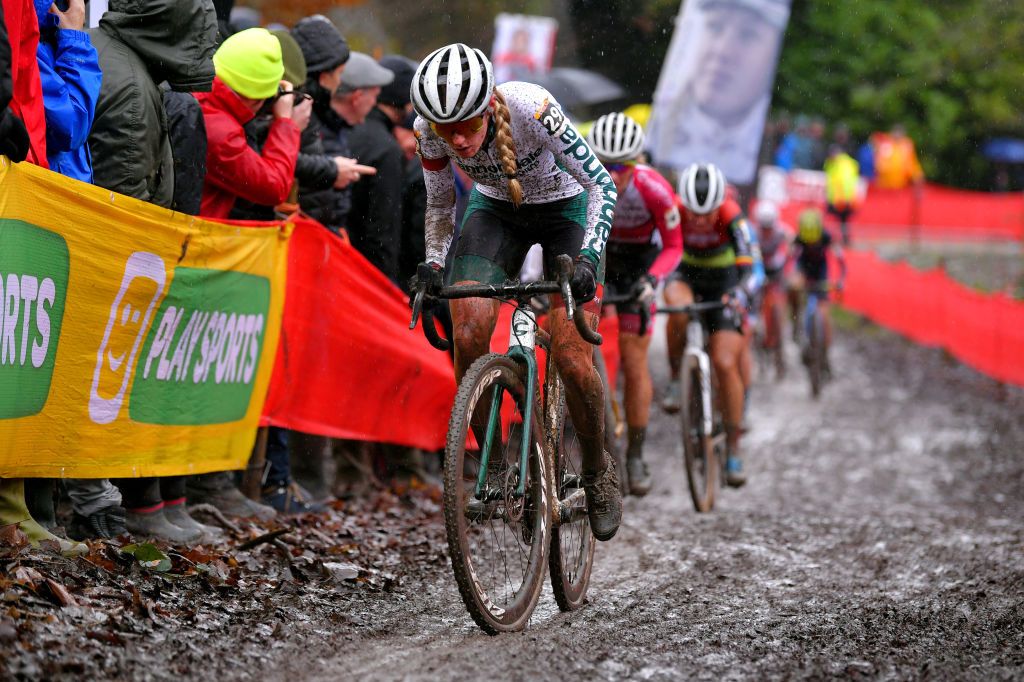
492, 13, 558, 84
89, 252, 167, 425
693, 4, 783, 121
647, 0, 791, 184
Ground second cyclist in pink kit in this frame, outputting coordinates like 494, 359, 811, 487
587, 113, 683, 495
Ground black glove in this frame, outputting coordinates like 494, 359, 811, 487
412, 261, 444, 296
570, 256, 597, 303
630, 273, 657, 303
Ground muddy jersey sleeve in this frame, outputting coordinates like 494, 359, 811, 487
414, 117, 457, 266
528, 92, 617, 266
634, 167, 683, 282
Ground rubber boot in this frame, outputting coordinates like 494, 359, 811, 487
0, 478, 87, 556
68, 505, 126, 541
125, 503, 203, 544
24, 478, 57, 530
187, 472, 276, 521
162, 499, 225, 544
625, 427, 652, 497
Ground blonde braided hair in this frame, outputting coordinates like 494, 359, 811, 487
491, 89, 523, 207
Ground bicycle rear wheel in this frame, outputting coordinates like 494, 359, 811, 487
680, 354, 716, 512
444, 354, 551, 634
546, 373, 595, 611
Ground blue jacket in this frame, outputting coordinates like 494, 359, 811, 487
35, 1, 101, 182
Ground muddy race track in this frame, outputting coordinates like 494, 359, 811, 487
3, 319, 1023, 681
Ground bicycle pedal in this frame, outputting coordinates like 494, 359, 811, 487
557, 489, 587, 525
561, 474, 583, 489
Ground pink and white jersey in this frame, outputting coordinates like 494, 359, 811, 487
608, 165, 684, 281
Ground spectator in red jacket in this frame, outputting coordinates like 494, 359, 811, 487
196, 27, 312, 219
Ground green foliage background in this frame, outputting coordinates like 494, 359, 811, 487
565, 0, 1024, 189
771, 0, 1024, 189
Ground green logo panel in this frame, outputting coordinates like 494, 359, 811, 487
0, 219, 69, 419
129, 267, 270, 425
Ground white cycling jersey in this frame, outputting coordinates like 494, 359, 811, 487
415, 81, 617, 267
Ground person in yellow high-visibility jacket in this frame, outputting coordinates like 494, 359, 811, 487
824, 144, 860, 245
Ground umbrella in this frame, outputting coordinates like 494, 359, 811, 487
982, 138, 1024, 164
525, 67, 628, 109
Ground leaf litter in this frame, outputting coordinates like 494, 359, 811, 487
0, 486, 446, 679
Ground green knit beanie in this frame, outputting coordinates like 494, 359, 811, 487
213, 27, 284, 100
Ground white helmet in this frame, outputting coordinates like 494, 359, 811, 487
587, 112, 645, 163
411, 43, 494, 124
755, 200, 779, 226
678, 162, 727, 215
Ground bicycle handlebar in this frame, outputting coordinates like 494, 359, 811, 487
602, 291, 651, 337
409, 254, 602, 351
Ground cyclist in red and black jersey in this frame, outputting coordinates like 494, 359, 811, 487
663, 163, 760, 487
587, 113, 683, 496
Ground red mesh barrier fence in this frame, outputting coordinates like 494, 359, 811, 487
843, 250, 1024, 386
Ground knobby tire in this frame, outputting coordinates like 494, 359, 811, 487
545, 371, 596, 611
443, 353, 550, 634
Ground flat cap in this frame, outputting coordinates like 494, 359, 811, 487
337, 52, 395, 93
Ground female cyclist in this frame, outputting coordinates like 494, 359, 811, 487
662, 162, 760, 487
790, 208, 846, 374
410, 44, 622, 540
586, 112, 683, 497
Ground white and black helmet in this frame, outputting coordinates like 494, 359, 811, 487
411, 43, 495, 124
678, 162, 727, 214
587, 112, 645, 163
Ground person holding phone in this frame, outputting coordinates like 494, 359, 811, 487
195, 26, 314, 219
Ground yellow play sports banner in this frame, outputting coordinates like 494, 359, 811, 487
0, 159, 289, 478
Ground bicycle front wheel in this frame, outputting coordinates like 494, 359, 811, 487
546, 373, 595, 611
680, 353, 716, 512
444, 353, 551, 634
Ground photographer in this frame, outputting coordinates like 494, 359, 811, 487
195, 26, 312, 219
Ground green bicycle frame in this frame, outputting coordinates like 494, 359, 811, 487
474, 305, 539, 500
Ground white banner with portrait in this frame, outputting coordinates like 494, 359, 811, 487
491, 13, 559, 84
646, 0, 791, 185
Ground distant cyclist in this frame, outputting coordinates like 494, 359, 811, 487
753, 200, 793, 364
790, 208, 846, 374
587, 112, 683, 497
754, 201, 792, 284
663, 163, 760, 487
409, 44, 622, 540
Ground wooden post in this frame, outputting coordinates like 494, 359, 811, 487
241, 426, 269, 500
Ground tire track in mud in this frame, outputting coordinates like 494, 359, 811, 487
290, 319, 1024, 681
